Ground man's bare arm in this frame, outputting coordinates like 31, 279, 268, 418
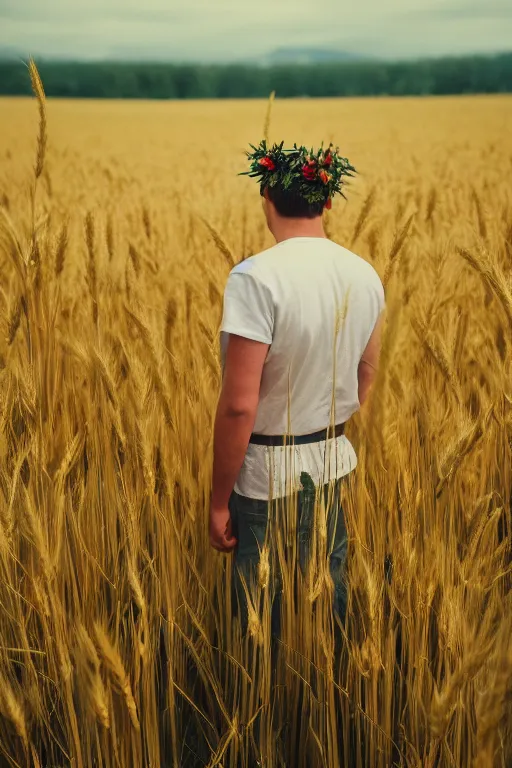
358, 311, 385, 406
210, 334, 269, 551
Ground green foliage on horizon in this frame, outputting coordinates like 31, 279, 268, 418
0, 53, 511, 99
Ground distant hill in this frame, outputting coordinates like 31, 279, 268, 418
258, 47, 369, 66
0, 46, 25, 60
0, 44, 369, 66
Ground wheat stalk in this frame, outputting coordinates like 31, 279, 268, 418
351, 186, 376, 247
84, 211, 99, 328
430, 635, 495, 740
54, 222, 68, 277
106, 214, 115, 262
471, 187, 487, 240
93, 623, 140, 730
473, 629, 512, 766
75, 624, 110, 729
410, 317, 462, 403
383, 213, 414, 287
28, 59, 47, 180
425, 187, 437, 223
128, 242, 142, 277
123, 303, 174, 425
200, 216, 235, 266
0, 673, 29, 750
263, 90, 276, 145
436, 403, 494, 496
457, 246, 512, 325
7, 296, 23, 346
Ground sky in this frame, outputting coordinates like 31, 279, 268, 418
1, 0, 511, 62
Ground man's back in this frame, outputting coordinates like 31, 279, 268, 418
221, 236, 385, 500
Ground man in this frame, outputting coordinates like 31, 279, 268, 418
209, 140, 385, 631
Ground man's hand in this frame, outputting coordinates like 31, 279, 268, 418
209, 505, 237, 553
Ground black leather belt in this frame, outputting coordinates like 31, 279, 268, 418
249, 423, 345, 447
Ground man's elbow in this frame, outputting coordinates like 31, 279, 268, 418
358, 358, 378, 380
220, 396, 259, 420
357, 362, 377, 404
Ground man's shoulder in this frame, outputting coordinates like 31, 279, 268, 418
335, 244, 384, 287
230, 243, 282, 277
229, 241, 384, 294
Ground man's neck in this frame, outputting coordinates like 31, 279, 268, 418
272, 217, 327, 244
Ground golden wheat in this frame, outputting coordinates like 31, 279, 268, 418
0, 82, 510, 768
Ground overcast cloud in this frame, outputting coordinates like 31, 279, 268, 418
1, 0, 511, 61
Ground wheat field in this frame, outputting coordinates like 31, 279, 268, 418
0, 78, 511, 768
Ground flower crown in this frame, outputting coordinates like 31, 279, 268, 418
241, 140, 356, 205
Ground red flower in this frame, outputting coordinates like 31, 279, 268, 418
323, 152, 333, 167
302, 162, 317, 181
319, 169, 331, 185
258, 156, 275, 171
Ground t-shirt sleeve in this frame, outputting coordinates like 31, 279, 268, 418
221, 272, 274, 344
376, 276, 385, 313
361, 269, 386, 350
368, 267, 386, 316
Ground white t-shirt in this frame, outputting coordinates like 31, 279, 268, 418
220, 236, 385, 500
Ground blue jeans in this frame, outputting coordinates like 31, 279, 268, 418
229, 472, 348, 637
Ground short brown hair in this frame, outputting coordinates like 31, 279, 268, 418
263, 183, 326, 219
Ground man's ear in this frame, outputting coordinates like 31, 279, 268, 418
262, 189, 273, 221
325, 198, 332, 211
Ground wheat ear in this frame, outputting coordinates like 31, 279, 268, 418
28, 59, 47, 180
263, 90, 276, 144
93, 623, 140, 730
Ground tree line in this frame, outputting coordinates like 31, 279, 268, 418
0, 53, 511, 99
